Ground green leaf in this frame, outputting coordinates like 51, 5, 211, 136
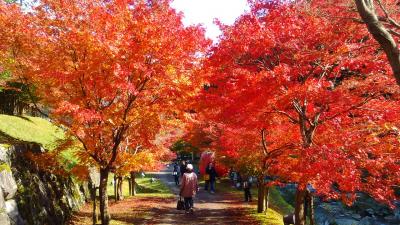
0, 70, 11, 80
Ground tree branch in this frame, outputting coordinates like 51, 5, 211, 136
319, 95, 375, 124
376, 0, 400, 29
355, 0, 400, 85
264, 110, 299, 123
261, 128, 268, 156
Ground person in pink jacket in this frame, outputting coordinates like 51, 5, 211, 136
179, 164, 198, 214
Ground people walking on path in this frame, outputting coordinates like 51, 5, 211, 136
242, 176, 252, 202
172, 162, 180, 185
204, 162, 218, 193
179, 164, 199, 214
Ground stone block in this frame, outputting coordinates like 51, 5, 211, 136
5, 199, 25, 225
0, 170, 17, 200
0, 187, 5, 210
0, 146, 8, 162
0, 212, 11, 225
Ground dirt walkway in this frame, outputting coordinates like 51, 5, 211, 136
69, 167, 259, 225
148, 167, 259, 225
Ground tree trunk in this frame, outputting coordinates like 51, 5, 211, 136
128, 177, 132, 195
355, 0, 400, 86
257, 176, 266, 213
264, 186, 270, 214
294, 187, 306, 225
91, 185, 97, 225
113, 175, 117, 202
99, 168, 110, 225
116, 176, 123, 201
309, 193, 315, 225
130, 172, 136, 196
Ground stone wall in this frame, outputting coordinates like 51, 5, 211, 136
0, 145, 89, 225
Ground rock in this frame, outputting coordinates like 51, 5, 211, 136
5, 199, 25, 225
351, 214, 362, 220
0, 187, 10, 225
334, 218, 359, 225
315, 205, 335, 225
1, 144, 86, 225
359, 216, 373, 225
0, 212, 11, 225
365, 208, 375, 216
0, 146, 8, 162
0, 170, 17, 200
0, 187, 5, 210
383, 215, 399, 223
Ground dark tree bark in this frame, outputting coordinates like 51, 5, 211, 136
293, 99, 318, 225
128, 177, 132, 195
90, 184, 97, 225
294, 187, 306, 225
114, 175, 117, 202
355, 0, 400, 85
257, 176, 266, 213
99, 168, 110, 225
309, 192, 315, 225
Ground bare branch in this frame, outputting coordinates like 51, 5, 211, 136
355, 0, 400, 85
376, 0, 400, 29
264, 110, 299, 123
261, 128, 268, 156
319, 95, 375, 124
388, 29, 400, 38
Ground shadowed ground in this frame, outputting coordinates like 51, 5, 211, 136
147, 169, 259, 225
69, 167, 260, 225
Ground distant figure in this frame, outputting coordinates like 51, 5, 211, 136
173, 162, 180, 185
236, 172, 242, 189
242, 176, 252, 202
233, 170, 239, 188
205, 162, 217, 193
180, 164, 198, 214
228, 167, 235, 187
180, 160, 187, 177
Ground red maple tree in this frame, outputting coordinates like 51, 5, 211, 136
196, 1, 400, 224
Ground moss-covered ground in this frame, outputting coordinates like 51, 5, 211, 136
0, 115, 64, 149
0, 114, 79, 165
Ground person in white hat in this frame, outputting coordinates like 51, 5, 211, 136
179, 164, 198, 214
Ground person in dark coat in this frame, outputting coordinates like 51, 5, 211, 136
180, 160, 187, 177
172, 162, 180, 185
205, 162, 217, 193
242, 176, 252, 202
